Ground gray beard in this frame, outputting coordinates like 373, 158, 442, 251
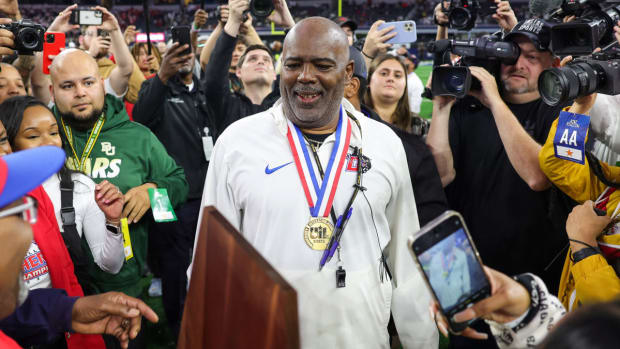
281, 83, 344, 130
502, 80, 536, 95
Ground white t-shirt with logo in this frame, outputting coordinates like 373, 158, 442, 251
22, 240, 52, 290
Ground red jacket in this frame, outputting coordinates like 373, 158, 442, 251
29, 186, 105, 349
0, 330, 21, 348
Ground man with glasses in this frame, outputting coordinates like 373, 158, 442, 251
0, 146, 158, 349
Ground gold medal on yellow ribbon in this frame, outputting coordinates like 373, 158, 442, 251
304, 217, 334, 250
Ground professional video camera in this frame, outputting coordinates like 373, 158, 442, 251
538, 46, 620, 106
440, 0, 498, 31
429, 35, 520, 98
546, 0, 620, 55
0, 19, 44, 55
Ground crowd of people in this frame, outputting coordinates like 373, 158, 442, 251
1, 0, 620, 348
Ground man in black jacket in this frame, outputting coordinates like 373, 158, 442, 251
204, 0, 295, 139
132, 41, 209, 338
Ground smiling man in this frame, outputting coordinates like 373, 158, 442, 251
426, 18, 570, 349
192, 17, 437, 348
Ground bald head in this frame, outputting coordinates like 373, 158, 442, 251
50, 49, 100, 84
280, 17, 354, 131
284, 17, 350, 64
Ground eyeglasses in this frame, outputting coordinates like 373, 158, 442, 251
0, 196, 37, 225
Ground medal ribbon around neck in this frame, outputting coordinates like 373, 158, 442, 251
286, 106, 352, 217
60, 114, 105, 173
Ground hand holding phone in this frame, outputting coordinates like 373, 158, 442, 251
377, 20, 417, 44
430, 266, 531, 339
409, 211, 491, 333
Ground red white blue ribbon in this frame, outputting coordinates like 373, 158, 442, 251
286, 106, 352, 217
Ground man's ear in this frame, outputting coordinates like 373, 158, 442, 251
551, 56, 561, 68
236, 67, 242, 79
345, 60, 354, 83
344, 76, 360, 99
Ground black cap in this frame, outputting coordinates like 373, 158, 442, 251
504, 18, 552, 51
333, 16, 358, 32
349, 46, 367, 80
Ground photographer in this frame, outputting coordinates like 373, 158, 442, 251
426, 18, 569, 348
203, 0, 294, 138
132, 39, 210, 338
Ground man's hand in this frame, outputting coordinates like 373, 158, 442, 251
229, 0, 249, 25
147, 54, 159, 73
122, 183, 156, 224
0, 0, 19, 18
492, 0, 518, 32
434, 2, 450, 26
95, 6, 121, 33
468, 66, 503, 109
95, 180, 124, 224
267, 0, 295, 28
0, 18, 14, 56
158, 42, 193, 84
238, 12, 253, 36
71, 292, 159, 349
362, 20, 396, 59
217, 5, 230, 24
566, 201, 610, 253
193, 9, 208, 30
123, 25, 136, 46
431, 266, 530, 339
88, 35, 111, 59
47, 4, 79, 33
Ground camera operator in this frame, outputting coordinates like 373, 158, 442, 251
203, 0, 294, 138
426, 18, 570, 348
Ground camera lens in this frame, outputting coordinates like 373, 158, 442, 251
539, 62, 602, 106
46, 34, 55, 43
539, 70, 565, 106
444, 73, 466, 94
250, 0, 274, 18
449, 7, 472, 30
19, 28, 40, 50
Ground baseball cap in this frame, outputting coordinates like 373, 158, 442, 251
333, 16, 358, 32
504, 18, 552, 51
0, 146, 66, 208
349, 46, 367, 80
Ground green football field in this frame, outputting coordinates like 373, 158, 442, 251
415, 62, 433, 120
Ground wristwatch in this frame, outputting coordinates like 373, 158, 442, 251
572, 247, 600, 264
106, 221, 121, 235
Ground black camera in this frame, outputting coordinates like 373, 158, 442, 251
441, 0, 497, 31
249, 0, 274, 18
0, 19, 44, 55
539, 48, 620, 106
429, 36, 520, 98
549, 1, 620, 55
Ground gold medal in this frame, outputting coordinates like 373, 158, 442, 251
303, 217, 334, 250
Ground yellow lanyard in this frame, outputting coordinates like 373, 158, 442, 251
60, 115, 105, 173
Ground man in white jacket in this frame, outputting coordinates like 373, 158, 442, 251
193, 17, 437, 348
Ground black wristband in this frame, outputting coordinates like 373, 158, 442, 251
572, 247, 600, 264
511, 273, 541, 333
361, 50, 375, 60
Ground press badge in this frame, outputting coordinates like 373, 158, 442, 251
148, 188, 178, 222
121, 218, 133, 261
554, 111, 590, 165
202, 127, 214, 161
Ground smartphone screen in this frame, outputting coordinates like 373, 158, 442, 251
410, 211, 490, 331
171, 26, 191, 55
80, 10, 103, 26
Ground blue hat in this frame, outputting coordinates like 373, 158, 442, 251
0, 146, 66, 208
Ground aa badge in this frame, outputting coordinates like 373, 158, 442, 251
304, 217, 334, 250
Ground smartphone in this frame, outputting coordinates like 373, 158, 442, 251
97, 29, 109, 38
171, 26, 191, 55
408, 211, 491, 333
378, 20, 417, 44
69, 9, 103, 26
43, 32, 65, 75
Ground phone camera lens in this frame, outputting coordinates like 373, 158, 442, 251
47, 34, 54, 43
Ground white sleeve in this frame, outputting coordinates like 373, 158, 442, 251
387, 143, 439, 348
407, 74, 424, 115
82, 191, 124, 274
486, 274, 566, 349
187, 137, 241, 281
105, 77, 128, 99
